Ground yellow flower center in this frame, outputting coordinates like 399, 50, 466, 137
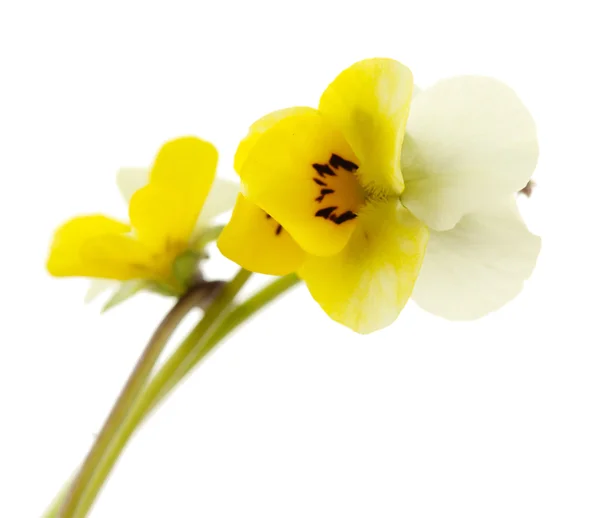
148, 238, 188, 279
310, 153, 363, 225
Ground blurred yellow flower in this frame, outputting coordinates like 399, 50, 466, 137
47, 137, 237, 307
218, 58, 540, 333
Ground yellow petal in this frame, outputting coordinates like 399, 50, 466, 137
319, 58, 414, 195
47, 215, 155, 280
116, 167, 150, 203
234, 107, 316, 173
298, 201, 428, 334
129, 183, 195, 258
150, 136, 218, 192
240, 109, 364, 257
81, 234, 161, 279
217, 194, 305, 275
132, 137, 218, 251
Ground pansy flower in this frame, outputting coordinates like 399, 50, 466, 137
218, 58, 540, 333
47, 137, 237, 309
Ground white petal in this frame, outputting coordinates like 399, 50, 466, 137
102, 280, 146, 312
196, 177, 239, 226
401, 76, 538, 231
190, 178, 239, 243
84, 279, 120, 303
411, 198, 541, 320
116, 167, 150, 203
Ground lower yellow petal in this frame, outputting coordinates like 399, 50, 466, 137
47, 215, 154, 280
240, 109, 364, 257
298, 201, 428, 334
217, 194, 305, 275
319, 58, 414, 195
81, 235, 161, 279
132, 137, 218, 251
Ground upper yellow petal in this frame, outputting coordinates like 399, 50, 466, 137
150, 136, 218, 192
131, 137, 218, 252
234, 107, 316, 174
217, 194, 305, 275
319, 58, 414, 195
240, 108, 364, 257
47, 215, 155, 280
298, 201, 429, 334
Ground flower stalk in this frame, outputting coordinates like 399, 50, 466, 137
45, 272, 299, 518
56, 282, 215, 518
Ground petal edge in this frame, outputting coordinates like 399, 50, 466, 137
411, 198, 541, 320
299, 201, 428, 334
401, 76, 538, 231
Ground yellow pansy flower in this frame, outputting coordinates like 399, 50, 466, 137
218, 58, 540, 333
47, 137, 237, 308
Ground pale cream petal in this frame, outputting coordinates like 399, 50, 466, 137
116, 167, 150, 203
411, 198, 541, 320
84, 279, 119, 303
196, 177, 239, 227
102, 280, 146, 312
401, 76, 538, 231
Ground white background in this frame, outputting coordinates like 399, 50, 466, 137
1, 1, 599, 517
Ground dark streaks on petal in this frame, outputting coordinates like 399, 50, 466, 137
315, 206, 337, 219
329, 154, 358, 172
330, 211, 358, 225
315, 188, 335, 202
312, 163, 336, 177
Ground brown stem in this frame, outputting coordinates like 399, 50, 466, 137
57, 285, 208, 518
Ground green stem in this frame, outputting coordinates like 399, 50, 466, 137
66, 269, 253, 518
42, 474, 72, 518
47, 273, 298, 518
147, 273, 301, 411
57, 285, 209, 518
198, 273, 301, 362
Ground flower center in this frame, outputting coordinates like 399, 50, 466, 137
310, 152, 363, 226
